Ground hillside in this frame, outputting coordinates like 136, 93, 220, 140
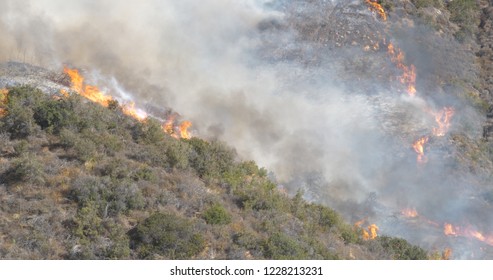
0, 80, 428, 259
0, 0, 492, 260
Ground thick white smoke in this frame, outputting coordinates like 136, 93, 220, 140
1, 0, 492, 258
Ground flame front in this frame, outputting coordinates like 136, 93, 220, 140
179, 121, 192, 139
63, 67, 113, 107
387, 43, 416, 96
412, 136, 429, 164
64, 67, 192, 139
365, 0, 387, 21
444, 223, 493, 246
355, 219, 378, 240
442, 248, 452, 260
401, 208, 418, 218
163, 115, 176, 135
444, 223, 457, 236
368, 224, 379, 239
121, 102, 148, 121
432, 107, 455, 137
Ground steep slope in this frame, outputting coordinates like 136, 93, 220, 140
0, 73, 428, 259
0, 0, 492, 260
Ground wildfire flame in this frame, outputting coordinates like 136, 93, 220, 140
354, 219, 366, 228
163, 115, 176, 135
442, 248, 452, 260
63, 67, 113, 107
444, 223, 457, 236
121, 102, 148, 121
368, 224, 379, 239
401, 208, 418, 218
179, 121, 192, 139
444, 223, 493, 246
412, 136, 429, 164
162, 115, 192, 140
431, 107, 455, 137
355, 219, 379, 240
387, 43, 416, 96
63, 67, 192, 139
365, 0, 387, 21
0, 88, 8, 117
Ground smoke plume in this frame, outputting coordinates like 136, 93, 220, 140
1, 0, 491, 258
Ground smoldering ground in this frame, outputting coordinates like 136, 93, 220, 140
0, 0, 491, 258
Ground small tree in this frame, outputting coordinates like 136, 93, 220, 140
202, 203, 232, 225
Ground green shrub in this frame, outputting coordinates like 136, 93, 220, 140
314, 204, 342, 229
70, 175, 144, 216
377, 0, 395, 11
202, 203, 232, 225
411, 0, 443, 8
262, 232, 308, 259
129, 212, 205, 259
340, 224, 360, 244
447, 0, 479, 40
187, 138, 235, 179
377, 236, 428, 260
1, 86, 42, 138
33, 99, 72, 133
71, 204, 131, 259
133, 118, 165, 144
5, 153, 45, 185
59, 128, 97, 162
165, 140, 190, 169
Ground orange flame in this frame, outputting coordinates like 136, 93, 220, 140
444, 223, 457, 236
355, 219, 378, 240
432, 107, 455, 137
401, 208, 418, 218
163, 115, 176, 135
412, 136, 429, 164
179, 121, 192, 139
387, 43, 416, 96
442, 248, 452, 260
365, 0, 387, 21
64, 66, 193, 139
121, 102, 148, 121
63, 67, 113, 107
162, 115, 192, 139
0, 88, 8, 117
444, 223, 493, 246
368, 224, 379, 239
354, 219, 365, 228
